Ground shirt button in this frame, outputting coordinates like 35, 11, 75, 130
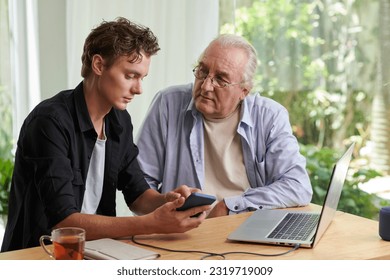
259, 206, 263, 209
234, 205, 239, 210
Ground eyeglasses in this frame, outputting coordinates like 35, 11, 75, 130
192, 66, 243, 88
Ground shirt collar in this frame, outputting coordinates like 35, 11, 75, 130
240, 97, 254, 128
74, 81, 123, 139
74, 81, 94, 133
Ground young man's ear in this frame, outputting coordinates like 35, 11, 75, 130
91, 54, 105, 75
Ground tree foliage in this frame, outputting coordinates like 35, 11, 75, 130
221, 0, 372, 149
220, 0, 388, 219
300, 144, 386, 219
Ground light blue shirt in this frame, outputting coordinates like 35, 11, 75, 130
136, 83, 312, 213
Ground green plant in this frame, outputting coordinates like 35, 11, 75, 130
0, 157, 13, 214
300, 144, 387, 220
0, 82, 14, 215
0, 85, 13, 160
220, 0, 372, 149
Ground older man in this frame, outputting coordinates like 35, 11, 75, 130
136, 34, 312, 218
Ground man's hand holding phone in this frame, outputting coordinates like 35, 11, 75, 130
176, 192, 216, 217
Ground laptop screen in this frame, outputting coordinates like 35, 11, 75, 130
312, 143, 355, 247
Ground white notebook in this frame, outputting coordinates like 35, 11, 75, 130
84, 238, 159, 260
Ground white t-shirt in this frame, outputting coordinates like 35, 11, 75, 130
203, 107, 250, 201
81, 131, 106, 214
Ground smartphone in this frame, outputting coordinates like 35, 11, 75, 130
176, 192, 216, 212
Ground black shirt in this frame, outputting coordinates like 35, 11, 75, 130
1, 82, 150, 252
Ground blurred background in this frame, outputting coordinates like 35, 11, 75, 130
1, 1, 390, 247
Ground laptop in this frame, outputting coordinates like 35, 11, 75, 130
228, 142, 355, 248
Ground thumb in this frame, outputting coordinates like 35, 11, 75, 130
171, 196, 185, 209
165, 191, 181, 202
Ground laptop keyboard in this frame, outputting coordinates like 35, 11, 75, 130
267, 212, 320, 241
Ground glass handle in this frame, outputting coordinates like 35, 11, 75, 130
39, 235, 54, 259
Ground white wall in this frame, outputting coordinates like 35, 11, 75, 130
37, 0, 68, 100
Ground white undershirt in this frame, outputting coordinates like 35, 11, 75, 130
81, 128, 107, 214
203, 107, 250, 201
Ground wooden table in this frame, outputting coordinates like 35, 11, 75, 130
1, 205, 389, 260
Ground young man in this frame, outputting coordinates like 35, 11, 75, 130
136, 34, 313, 218
1, 17, 209, 252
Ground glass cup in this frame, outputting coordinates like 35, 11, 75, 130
39, 227, 85, 260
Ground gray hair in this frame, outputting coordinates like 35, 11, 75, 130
198, 34, 258, 89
